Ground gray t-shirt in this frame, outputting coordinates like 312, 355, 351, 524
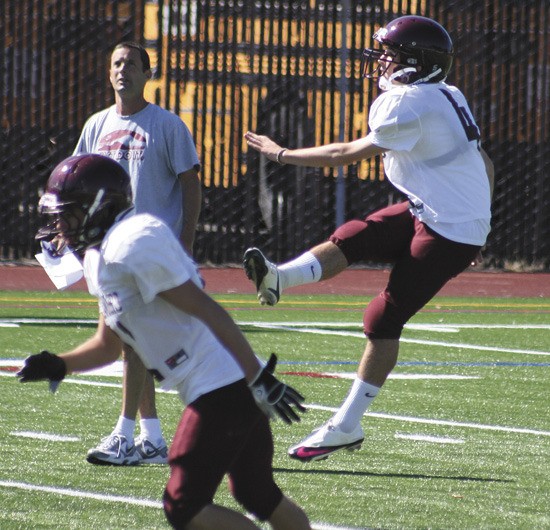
74, 103, 199, 236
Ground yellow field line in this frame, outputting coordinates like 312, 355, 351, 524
0, 298, 96, 304
0, 295, 548, 310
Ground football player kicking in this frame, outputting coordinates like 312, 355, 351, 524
17, 154, 310, 530
243, 15, 494, 462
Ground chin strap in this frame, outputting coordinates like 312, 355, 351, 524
391, 67, 418, 83
411, 67, 444, 85
379, 67, 417, 91
379, 66, 444, 90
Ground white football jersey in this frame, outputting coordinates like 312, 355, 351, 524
83, 213, 244, 405
366, 82, 491, 245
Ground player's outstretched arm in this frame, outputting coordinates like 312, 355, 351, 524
59, 314, 122, 373
244, 131, 387, 168
17, 314, 122, 392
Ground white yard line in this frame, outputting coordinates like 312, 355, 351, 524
10, 431, 80, 442
243, 322, 550, 356
394, 433, 465, 444
2, 317, 548, 355
318, 372, 478, 380
0, 318, 97, 326
4, 370, 548, 437
238, 321, 550, 330
0, 480, 163, 508
399, 337, 550, 356
0, 480, 363, 530
309, 404, 550, 437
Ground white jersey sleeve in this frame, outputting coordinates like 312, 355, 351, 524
116, 223, 192, 304
367, 90, 422, 151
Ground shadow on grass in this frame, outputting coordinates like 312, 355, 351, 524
274, 467, 512, 483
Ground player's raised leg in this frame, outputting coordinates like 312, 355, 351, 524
243, 242, 346, 306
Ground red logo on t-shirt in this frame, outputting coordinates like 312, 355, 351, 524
98, 130, 146, 161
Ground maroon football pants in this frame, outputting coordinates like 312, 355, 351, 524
163, 380, 282, 528
330, 201, 481, 338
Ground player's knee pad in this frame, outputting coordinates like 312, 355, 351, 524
163, 487, 207, 528
363, 292, 406, 339
230, 481, 283, 521
329, 220, 371, 264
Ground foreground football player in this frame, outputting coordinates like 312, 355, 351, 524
243, 15, 495, 462
17, 154, 310, 530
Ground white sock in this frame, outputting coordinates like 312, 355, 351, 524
139, 418, 163, 443
278, 251, 322, 290
331, 378, 380, 433
113, 416, 135, 441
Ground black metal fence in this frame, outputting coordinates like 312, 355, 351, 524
2, 0, 549, 269
1, 0, 144, 259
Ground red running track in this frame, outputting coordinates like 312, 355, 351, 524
0, 265, 548, 298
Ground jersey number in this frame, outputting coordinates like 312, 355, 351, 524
439, 89, 481, 143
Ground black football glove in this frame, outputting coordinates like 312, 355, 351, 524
16, 350, 67, 393
249, 353, 306, 424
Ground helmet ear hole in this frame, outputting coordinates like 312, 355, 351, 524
81, 200, 117, 243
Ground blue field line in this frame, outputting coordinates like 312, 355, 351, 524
279, 360, 550, 367
399, 361, 550, 367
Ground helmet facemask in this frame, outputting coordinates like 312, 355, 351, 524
361, 46, 420, 90
36, 193, 80, 255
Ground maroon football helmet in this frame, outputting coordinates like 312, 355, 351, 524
362, 15, 454, 86
37, 154, 131, 253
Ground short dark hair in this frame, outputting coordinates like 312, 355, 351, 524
112, 41, 151, 71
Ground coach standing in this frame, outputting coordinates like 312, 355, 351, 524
73, 41, 201, 465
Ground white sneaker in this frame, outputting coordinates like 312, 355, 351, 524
135, 436, 168, 464
243, 247, 281, 306
288, 422, 364, 462
86, 434, 140, 466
